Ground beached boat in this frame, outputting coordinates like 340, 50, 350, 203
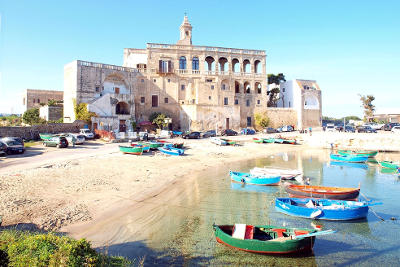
250, 167, 302, 180
173, 142, 184, 149
229, 171, 280, 186
221, 138, 236, 145
144, 141, 164, 150
284, 184, 360, 200
158, 144, 184, 156
210, 137, 228, 146
131, 143, 150, 153
39, 133, 53, 140
379, 161, 400, 170
275, 198, 378, 220
253, 138, 264, 143
274, 138, 284, 144
119, 145, 143, 155
213, 224, 334, 255
338, 150, 378, 158
263, 138, 275, 143
282, 139, 296, 145
330, 154, 368, 163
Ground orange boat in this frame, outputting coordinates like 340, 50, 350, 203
285, 184, 360, 200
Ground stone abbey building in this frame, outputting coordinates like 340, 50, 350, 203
64, 16, 321, 132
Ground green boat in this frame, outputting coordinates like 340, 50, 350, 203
338, 150, 378, 158
213, 224, 332, 255
379, 160, 400, 169
263, 138, 275, 143
39, 133, 53, 140
253, 138, 264, 143
119, 145, 143, 155
221, 138, 236, 145
143, 141, 164, 150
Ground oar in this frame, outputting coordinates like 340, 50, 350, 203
292, 229, 336, 239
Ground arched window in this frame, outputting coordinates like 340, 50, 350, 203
243, 59, 251, 73
116, 102, 130, 115
255, 82, 262, 94
192, 57, 199, 70
179, 56, 187, 70
254, 60, 261, 73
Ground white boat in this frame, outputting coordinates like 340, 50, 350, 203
210, 137, 228, 146
250, 167, 302, 180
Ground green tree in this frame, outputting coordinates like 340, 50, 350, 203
73, 99, 96, 124
254, 112, 270, 130
267, 73, 286, 107
359, 94, 375, 122
150, 112, 168, 129
22, 108, 45, 125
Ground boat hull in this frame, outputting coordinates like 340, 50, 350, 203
250, 167, 302, 180
285, 184, 360, 200
214, 225, 315, 255
230, 171, 280, 186
330, 154, 368, 163
119, 145, 143, 155
158, 146, 184, 156
338, 150, 378, 158
275, 198, 369, 220
379, 161, 400, 169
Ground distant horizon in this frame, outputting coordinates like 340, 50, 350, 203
1, 1, 399, 117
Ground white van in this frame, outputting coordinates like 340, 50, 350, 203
79, 129, 94, 139
326, 123, 336, 132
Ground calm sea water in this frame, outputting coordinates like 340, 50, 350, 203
100, 149, 400, 266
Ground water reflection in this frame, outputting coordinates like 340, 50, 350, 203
80, 149, 400, 266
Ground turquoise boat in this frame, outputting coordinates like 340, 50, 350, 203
119, 145, 143, 155
274, 139, 284, 144
379, 161, 400, 170
338, 150, 378, 158
275, 198, 380, 221
39, 133, 53, 140
330, 154, 368, 163
158, 144, 184, 156
229, 171, 280, 186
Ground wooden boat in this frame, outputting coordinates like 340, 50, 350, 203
119, 145, 143, 155
282, 139, 296, 145
253, 138, 264, 143
39, 133, 53, 140
229, 171, 280, 186
275, 198, 379, 220
284, 184, 360, 200
274, 138, 284, 144
210, 137, 228, 146
158, 144, 184, 156
379, 160, 400, 169
338, 150, 378, 158
213, 224, 334, 255
144, 141, 164, 150
131, 143, 150, 153
330, 154, 368, 163
173, 142, 184, 149
221, 138, 236, 145
250, 167, 302, 180
263, 138, 275, 143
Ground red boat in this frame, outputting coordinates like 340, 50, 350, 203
285, 184, 360, 200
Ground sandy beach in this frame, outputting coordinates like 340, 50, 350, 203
1, 131, 399, 235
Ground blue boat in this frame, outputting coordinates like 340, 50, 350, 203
275, 198, 380, 220
274, 138, 284, 144
158, 144, 184, 156
330, 154, 368, 163
229, 171, 280, 186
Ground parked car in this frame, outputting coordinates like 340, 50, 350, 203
344, 125, 355, 133
201, 130, 216, 138
391, 126, 400, 133
71, 134, 85, 145
0, 141, 7, 156
182, 131, 201, 139
79, 129, 94, 139
221, 129, 238, 136
57, 134, 77, 147
384, 123, 400, 131
263, 127, 278, 134
368, 123, 385, 130
277, 125, 294, 132
325, 123, 336, 132
0, 138, 25, 154
43, 136, 69, 148
240, 128, 256, 135
356, 126, 377, 133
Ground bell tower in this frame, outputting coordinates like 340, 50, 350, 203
177, 15, 192, 45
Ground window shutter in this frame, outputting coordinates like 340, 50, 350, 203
159, 60, 162, 72
168, 61, 172, 73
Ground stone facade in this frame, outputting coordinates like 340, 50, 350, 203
23, 89, 63, 112
39, 105, 63, 121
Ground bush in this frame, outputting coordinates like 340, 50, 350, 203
0, 230, 130, 266
254, 112, 270, 130
22, 108, 46, 125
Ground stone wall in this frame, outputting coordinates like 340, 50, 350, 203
302, 109, 322, 128
265, 108, 298, 129
0, 121, 86, 140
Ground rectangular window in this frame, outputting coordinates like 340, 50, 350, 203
209, 96, 211, 100
192, 99, 195, 104
33, 99, 36, 103
140, 97, 145, 104
206, 79, 212, 83
141, 79, 144, 83
152, 95, 158, 107
159, 60, 172, 73
234, 99, 239, 105
289, 101, 291, 107
211, 85, 214, 90
282, 88, 285, 92
222, 84, 226, 90
95, 86, 100, 92
115, 87, 120, 94
153, 79, 156, 82
247, 117, 252, 127
168, 79, 170, 83
246, 99, 250, 107
37, 99, 40, 103
164, 97, 168, 103
181, 84, 185, 90
224, 97, 228, 105
257, 99, 260, 104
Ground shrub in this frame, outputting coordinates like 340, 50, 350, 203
254, 112, 270, 130
0, 230, 130, 266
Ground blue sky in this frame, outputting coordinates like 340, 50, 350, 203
1, 0, 399, 117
